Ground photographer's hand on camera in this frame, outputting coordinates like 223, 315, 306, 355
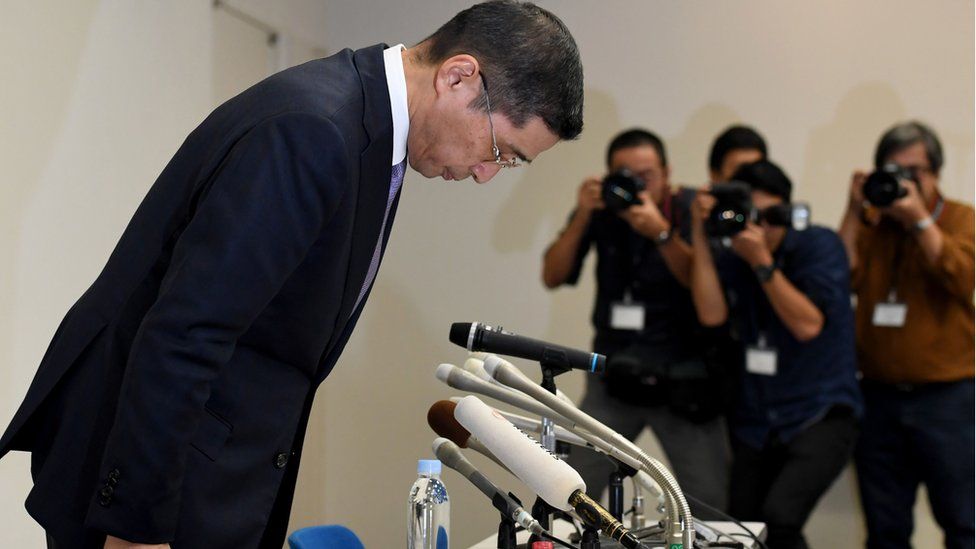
576, 176, 605, 218
839, 170, 870, 270
541, 176, 605, 288
689, 189, 729, 326
731, 223, 774, 268
690, 190, 717, 241
847, 170, 868, 216
618, 190, 669, 239
881, 178, 929, 228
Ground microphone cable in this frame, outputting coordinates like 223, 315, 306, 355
681, 493, 769, 549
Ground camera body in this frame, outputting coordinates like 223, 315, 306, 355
706, 182, 753, 237
863, 163, 916, 207
705, 181, 811, 238
602, 169, 645, 212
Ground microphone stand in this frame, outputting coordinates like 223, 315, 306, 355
608, 468, 625, 521
579, 525, 602, 549
496, 492, 521, 549
528, 358, 575, 545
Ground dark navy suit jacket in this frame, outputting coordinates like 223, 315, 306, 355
0, 44, 398, 548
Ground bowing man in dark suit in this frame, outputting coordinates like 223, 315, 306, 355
0, 2, 584, 547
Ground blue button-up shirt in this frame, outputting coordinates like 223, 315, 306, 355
717, 225, 863, 449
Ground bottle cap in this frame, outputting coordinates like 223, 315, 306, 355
418, 459, 442, 475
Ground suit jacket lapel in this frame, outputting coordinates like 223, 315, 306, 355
334, 44, 394, 333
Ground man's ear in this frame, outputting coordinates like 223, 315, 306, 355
434, 54, 481, 97
709, 169, 721, 183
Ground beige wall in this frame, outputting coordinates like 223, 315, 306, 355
1, 0, 972, 547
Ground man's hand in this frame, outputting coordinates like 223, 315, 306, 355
691, 190, 717, 234
104, 535, 170, 549
576, 176, 605, 216
619, 190, 669, 239
882, 179, 929, 227
731, 223, 773, 268
847, 170, 868, 214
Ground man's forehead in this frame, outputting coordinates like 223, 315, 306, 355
889, 142, 928, 163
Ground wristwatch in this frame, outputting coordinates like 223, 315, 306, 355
655, 229, 673, 245
754, 263, 777, 283
913, 216, 935, 233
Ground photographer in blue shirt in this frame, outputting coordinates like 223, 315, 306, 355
689, 160, 862, 549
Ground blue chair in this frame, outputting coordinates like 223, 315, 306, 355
287, 524, 364, 549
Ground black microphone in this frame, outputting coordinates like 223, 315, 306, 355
449, 322, 606, 374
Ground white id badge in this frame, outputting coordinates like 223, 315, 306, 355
746, 344, 778, 376
872, 302, 907, 327
610, 302, 645, 331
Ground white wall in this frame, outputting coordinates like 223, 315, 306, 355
1, 1, 971, 547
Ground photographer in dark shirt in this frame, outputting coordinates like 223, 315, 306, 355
708, 125, 768, 184
690, 160, 862, 549
542, 129, 730, 514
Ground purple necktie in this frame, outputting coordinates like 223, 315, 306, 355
353, 159, 405, 313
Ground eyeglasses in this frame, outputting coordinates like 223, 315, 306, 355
482, 78, 522, 169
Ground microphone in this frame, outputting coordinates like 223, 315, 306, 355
450, 322, 606, 374
496, 409, 590, 447
427, 400, 511, 473
436, 359, 658, 496
432, 437, 545, 536
492, 407, 664, 502
454, 396, 644, 549
482, 356, 694, 548
434, 363, 562, 420
463, 355, 576, 407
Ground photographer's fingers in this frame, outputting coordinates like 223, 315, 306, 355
850, 170, 867, 206
578, 176, 604, 212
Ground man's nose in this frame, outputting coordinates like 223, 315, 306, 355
474, 162, 503, 184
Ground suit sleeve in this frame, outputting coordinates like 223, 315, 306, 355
84, 112, 348, 542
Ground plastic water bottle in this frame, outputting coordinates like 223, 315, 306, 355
407, 459, 450, 549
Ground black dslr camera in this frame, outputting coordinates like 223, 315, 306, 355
705, 182, 811, 238
602, 169, 644, 212
706, 182, 753, 237
863, 163, 917, 207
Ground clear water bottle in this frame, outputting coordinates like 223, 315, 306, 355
407, 459, 450, 549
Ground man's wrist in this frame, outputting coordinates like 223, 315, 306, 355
753, 263, 777, 283
912, 215, 935, 234
748, 252, 774, 269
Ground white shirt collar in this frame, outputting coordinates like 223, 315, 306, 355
383, 44, 409, 166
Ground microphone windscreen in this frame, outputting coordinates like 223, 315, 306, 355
449, 322, 473, 348
455, 395, 584, 511
427, 400, 472, 447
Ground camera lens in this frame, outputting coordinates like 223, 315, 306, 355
864, 164, 912, 207
602, 170, 645, 212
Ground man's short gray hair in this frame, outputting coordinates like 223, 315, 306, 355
874, 121, 944, 174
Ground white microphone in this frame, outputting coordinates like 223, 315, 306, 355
454, 395, 583, 510
494, 408, 664, 502
454, 396, 645, 549
435, 363, 564, 421
463, 355, 575, 406
496, 409, 590, 447
482, 355, 693, 548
